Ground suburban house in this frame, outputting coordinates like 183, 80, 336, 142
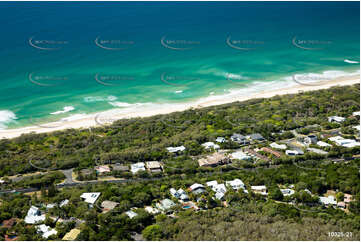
130, 162, 146, 174
230, 150, 251, 161
307, 147, 328, 155
206, 181, 227, 200
201, 142, 220, 150
251, 185, 267, 195
59, 199, 69, 208
286, 149, 304, 156
95, 165, 111, 175
145, 161, 163, 172
319, 195, 337, 207
244, 148, 269, 161
156, 199, 176, 211
112, 163, 130, 172
352, 111, 360, 116
36, 224, 57, 239
101, 200, 119, 212
198, 152, 230, 167
80, 192, 101, 207
166, 145, 186, 153
304, 134, 318, 145
125, 210, 138, 219
328, 136, 360, 148
62, 228, 81, 241
270, 142, 287, 150
260, 147, 282, 158
215, 137, 226, 143
226, 178, 246, 191
24, 206, 45, 224
247, 133, 265, 142
316, 141, 332, 147
230, 133, 249, 145
170, 188, 189, 202
328, 116, 346, 123
206, 180, 218, 187
145, 206, 160, 214
189, 183, 206, 194
280, 189, 295, 196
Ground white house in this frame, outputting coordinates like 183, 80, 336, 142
226, 178, 246, 191
189, 183, 206, 194
130, 162, 146, 174
230, 150, 252, 160
25, 206, 45, 224
145, 206, 160, 214
320, 195, 337, 206
201, 142, 220, 150
166, 145, 186, 153
307, 148, 328, 155
286, 150, 302, 156
156, 199, 176, 211
215, 191, 225, 200
170, 188, 189, 202
216, 137, 226, 143
59, 199, 69, 207
328, 116, 346, 123
212, 183, 227, 194
80, 192, 101, 205
329, 136, 360, 148
251, 185, 267, 195
270, 142, 287, 150
317, 141, 332, 147
206, 180, 218, 187
125, 210, 138, 219
280, 189, 295, 196
36, 224, 57, 239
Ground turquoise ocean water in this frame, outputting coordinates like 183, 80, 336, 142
0, 1, 359, 129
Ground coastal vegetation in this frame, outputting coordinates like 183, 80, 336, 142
0, 84, 359, 240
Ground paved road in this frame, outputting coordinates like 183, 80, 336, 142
61, 169, 74, 184
0, 165, 281, 195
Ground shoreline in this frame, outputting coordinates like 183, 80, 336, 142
0, 74, 359, 140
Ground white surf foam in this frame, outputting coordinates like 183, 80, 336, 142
344, 59, 359, 64
50, 106, 75, 115
0, 110, 17, 130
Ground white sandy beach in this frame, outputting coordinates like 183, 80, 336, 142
0, 74, 359, 140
